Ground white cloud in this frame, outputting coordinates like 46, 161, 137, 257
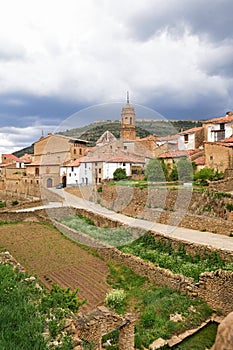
0, 125, 56, 154
0, 0, 232, 125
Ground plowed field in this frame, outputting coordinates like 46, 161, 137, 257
0, 222, 109, 312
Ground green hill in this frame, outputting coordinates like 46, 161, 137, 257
13, 119, 203, 156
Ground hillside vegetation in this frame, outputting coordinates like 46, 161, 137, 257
13, 119, 202, 156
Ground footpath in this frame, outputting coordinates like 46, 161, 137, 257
15, 188, 233, 252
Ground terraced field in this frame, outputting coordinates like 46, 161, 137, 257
0, 222, 109, 312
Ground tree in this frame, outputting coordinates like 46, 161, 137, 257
176, 157, 194, 182
113, 167, 127, 181
145, 158, 167, 182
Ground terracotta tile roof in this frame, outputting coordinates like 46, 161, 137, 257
156, 135, 178, 141
158, 149, 198, 159
0, 162, 13, 167
203, 113, 233, 124
179, 126, 203, 135
2, 154, 22, 162
66, 151, 146, 167
206, 136, 233, 147
194, 156, 205, 165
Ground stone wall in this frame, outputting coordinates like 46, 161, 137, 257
208, 178, 233, 192
97, 247, 233, 315
99, 185, 233, 235
74, 306, 135, 350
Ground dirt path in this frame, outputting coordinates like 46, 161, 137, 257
0, 222, 109, 313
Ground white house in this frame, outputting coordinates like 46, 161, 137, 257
60, 153, 145, 186
178, 127, 204, 151
60, 158, 93, 187
203, 112, 233, 142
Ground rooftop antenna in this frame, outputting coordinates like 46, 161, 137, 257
127, 91, 129, 104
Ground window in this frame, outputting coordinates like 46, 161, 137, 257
220, 123, 225, 130
184, 134, 189, 143
71, 166, 74, 172
99, 178, 101, 183
124, 146, 127, 150
210, 155, 213, 161
74, 149, 76, 155
79, 148, 82, 155
69, 173, 71, 177
35, 167, 39, 176
85, 163, 87, 168
99, 168, 101, 174
123, 162, 126, 166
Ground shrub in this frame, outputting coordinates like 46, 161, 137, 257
226, 203, 233, 212
113, 168, 127, 181
11, 200, 19, 206
0, 201, 6, 208
97, 186, 102, 193
194, 167, 224, 186
105, 289, 126, 310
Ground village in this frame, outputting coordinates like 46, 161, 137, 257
1, 97, 233, 350
1, 95, 233, 199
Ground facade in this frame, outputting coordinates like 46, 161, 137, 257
61, 153, 145, 186
178, 127, 204, 151
205, 137, 233, 173
26, 134, 88, 189
203, 112, 233, 142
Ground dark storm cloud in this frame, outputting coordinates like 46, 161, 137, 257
199, 48, 233, 78
0, 93, 86, 127
129, 0, 233, 42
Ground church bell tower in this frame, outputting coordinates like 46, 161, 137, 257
120, 92, 136, 140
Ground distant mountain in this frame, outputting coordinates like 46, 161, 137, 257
59, 121, 150, 146
13, 119, 203, 156
59, 119, 202, 146
13, 144, 34, 158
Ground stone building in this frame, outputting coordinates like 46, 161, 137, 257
120, 92, 136, 141
26, 133, 88, 189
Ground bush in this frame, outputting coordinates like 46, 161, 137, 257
0, 201, 6, 208
113, 168, 127, 181
226, 203, 233, 212
105, 289, 126, 310
194, 168, 224, 186
97, 186, 102, 193
11, 200, 19, 206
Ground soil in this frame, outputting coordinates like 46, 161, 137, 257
0, 222, 110, 313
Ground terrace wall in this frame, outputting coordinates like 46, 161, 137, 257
97, 247, 233, 315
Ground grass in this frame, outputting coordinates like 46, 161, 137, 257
60, 214, 143, 246
106, 261, 213, 349
119, 232, 233, 282
165, 322, 218, 350
0, 263, 87, 349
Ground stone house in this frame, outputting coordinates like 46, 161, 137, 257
205, 137, 233, 173
26, 133, 88, 189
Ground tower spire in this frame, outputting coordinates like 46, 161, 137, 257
127, 91, 129, 104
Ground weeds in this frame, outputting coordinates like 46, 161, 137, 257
120, 233, 233, 282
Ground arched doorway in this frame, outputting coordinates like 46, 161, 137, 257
62, 176, 67, 188
47, 178, 53, 188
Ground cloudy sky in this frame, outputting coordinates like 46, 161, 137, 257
1, 0, 233, 153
